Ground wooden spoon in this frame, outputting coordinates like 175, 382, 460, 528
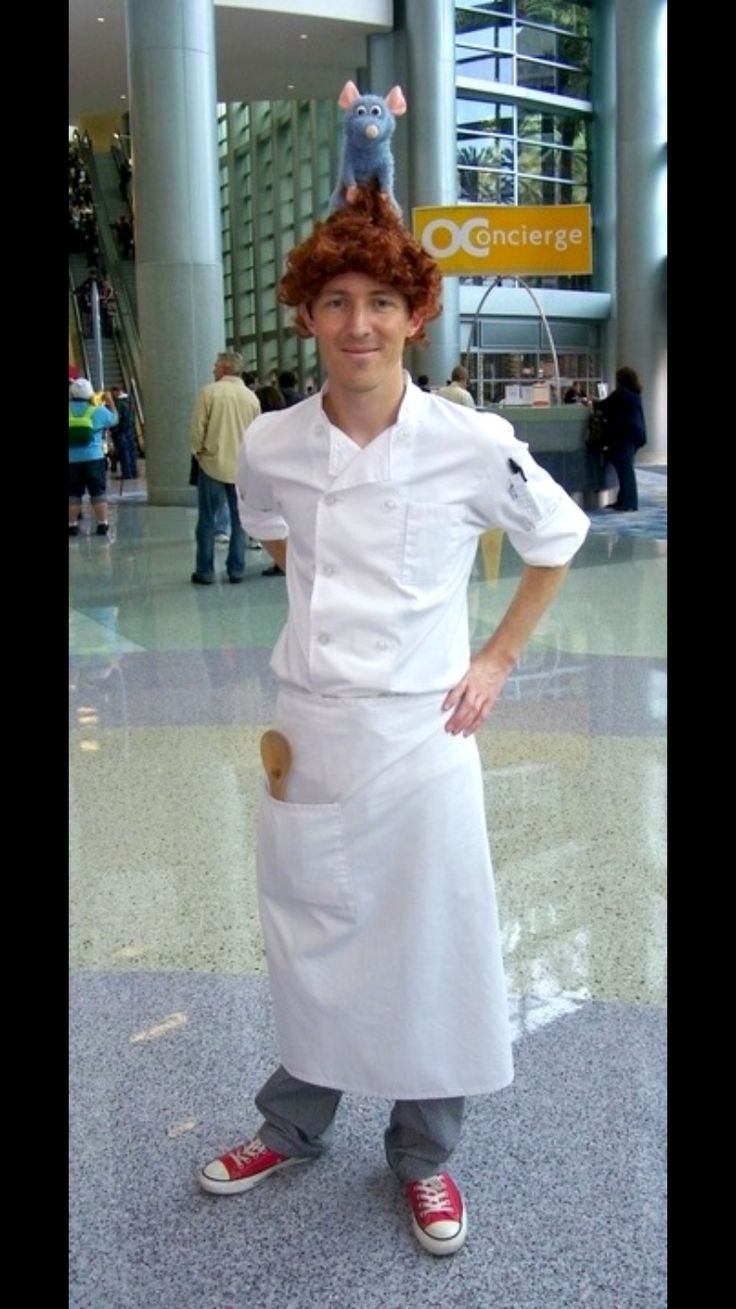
260, 730, 292, 801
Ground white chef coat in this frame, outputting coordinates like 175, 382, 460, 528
237, 373, 589, 1099
237, 373, 589, 697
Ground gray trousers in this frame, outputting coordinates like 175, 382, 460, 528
256, 1065, 465, 1184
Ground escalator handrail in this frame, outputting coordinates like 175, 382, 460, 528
82, 148, 142, 386
68, 266, 91, 380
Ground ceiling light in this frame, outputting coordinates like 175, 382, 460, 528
120, 94, 127, 100
287, 84, 294, 90
97, 15, 105, 21
300, 33, 308, 39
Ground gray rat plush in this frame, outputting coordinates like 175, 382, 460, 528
327, 81, 407, 217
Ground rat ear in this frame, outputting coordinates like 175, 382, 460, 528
338, 81, 361, 109
384, 86, 407, 115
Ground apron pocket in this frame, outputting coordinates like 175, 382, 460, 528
257, 786, 356, 921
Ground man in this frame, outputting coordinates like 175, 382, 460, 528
190, 351, 261, 583
69, 378, 118, 536
438, 363, 476, 408
277, 369, 304, 408
199, 191, 589, 1254
109, 386, 138, 482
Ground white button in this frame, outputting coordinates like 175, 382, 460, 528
383, 499, 397, 512
375, 639, 389, 650
325, 493, 338, 505
318, 633, 330, 645
323, 564, 335, 577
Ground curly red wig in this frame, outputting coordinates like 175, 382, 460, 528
278, 187, 443, 345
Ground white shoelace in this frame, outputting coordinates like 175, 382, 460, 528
229, 1137, 267, 1164
412, 1175, 453, 1218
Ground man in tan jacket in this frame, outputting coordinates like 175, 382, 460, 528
190, 351, 261, 583
437, 365, 476, 409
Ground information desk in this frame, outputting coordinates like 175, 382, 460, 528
482, 404, 617, 508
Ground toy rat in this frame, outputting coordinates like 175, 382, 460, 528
327, 81, 407, 216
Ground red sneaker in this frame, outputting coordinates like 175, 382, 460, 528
199, 1135, 309, 1195
406, 1172, 468, 1255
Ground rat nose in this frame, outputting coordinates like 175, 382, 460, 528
364, 124, 379, 140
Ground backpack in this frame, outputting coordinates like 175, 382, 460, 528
69, 402, 96, 448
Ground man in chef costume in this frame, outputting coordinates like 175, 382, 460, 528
199, 188, 590, 1256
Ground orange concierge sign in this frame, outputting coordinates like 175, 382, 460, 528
412, 204, 592, 277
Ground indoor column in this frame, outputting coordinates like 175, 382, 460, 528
124, 0, 224, 504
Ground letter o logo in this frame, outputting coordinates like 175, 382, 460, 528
422, 218, 462, 257
421, 216, 491, 259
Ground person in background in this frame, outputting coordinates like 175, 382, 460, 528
190, 351, 261, 583
257, 385, 286, 414
199, 187, 590, 1257
277, 370, 304, 408
69, 379, 118, 536
242, 371, 258, 391
563, 380, 588, 405
595, 366, 647, 512
109, 386, 138, 482
416, 374, 431, 392
437, 365, 475, 408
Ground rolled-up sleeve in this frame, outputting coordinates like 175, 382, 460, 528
469, 422, 590, 566
236, 436, 289, 541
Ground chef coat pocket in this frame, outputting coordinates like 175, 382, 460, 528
401, 503, 465, 586
258, 788, 356, 921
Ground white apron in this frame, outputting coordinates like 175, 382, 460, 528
256, 685, 514, 1099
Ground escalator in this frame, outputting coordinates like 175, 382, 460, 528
69, 139, 144, 444
69, 252, 124, 389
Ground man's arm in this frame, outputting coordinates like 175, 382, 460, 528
190, 389, 209, 454
261, 539, 287, 571
442, 563, 570, 736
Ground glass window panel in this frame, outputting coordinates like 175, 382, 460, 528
457, 98, 515, 134
516, 58, 558, 93
516, 1, 590, 38
518, 142, 554, 176
517, 111, 588, 147
557, 66, 590, 97
458, 168, 516, 202
456, 2, 513, 32
571, 152, 588, 185
454, 22, 515, 50
517, 111, 543, 140
517, 26, 589, 69
517, 59, 590, 97
516, 24, 557, 60
517, 174, 577, 204
557, 34, 590, 69
517, 143, 585, 181
458, 139, 514, 170
456, 49, 514, 81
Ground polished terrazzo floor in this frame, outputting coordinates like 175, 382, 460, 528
69, 470, 667, 1308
